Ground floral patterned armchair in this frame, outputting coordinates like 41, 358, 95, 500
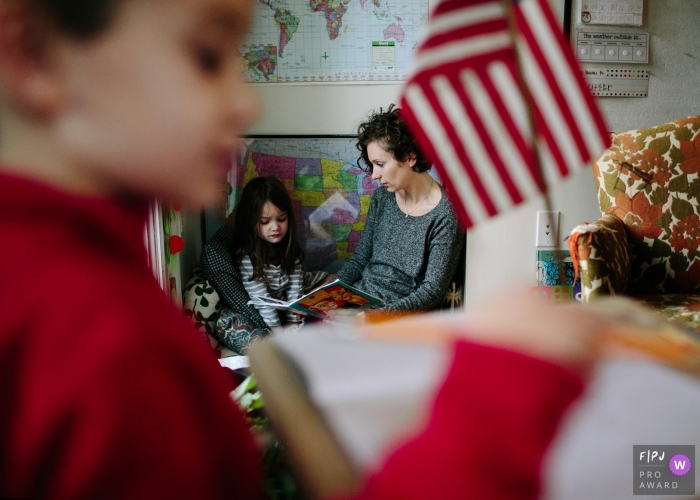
568, 116, 700, 331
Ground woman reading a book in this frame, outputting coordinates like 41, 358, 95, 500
335, 105, 464, 316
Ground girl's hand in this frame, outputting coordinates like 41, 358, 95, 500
290, 316, 305, 330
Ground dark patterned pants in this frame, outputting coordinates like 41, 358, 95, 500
216, 309, 268, 355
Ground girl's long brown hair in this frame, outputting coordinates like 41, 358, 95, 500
231, 177, 304, 283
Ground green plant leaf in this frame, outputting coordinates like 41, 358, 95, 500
582, 272, 592, 288
651, 238, 672, 258
200, 296, 209, 307
671, 196, 694, 221
659, 211, 672, 233
603, 172, 625, 196
650, 186, 668, 205
675, 126, 693, 143
587, 260, 608, 281
657, 123, 676, 133
231, 375, 257, 402
249, 393, 266, 410
670, 252, 689, 272
638, 128, 654, 142
670, 145, 685, 167
239, 392, 254, 410
669, 174, 689, 193
688, 179, 700, 200
599, 189, 612, 213
648, 136, 671, 156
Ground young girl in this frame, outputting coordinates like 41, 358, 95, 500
232, 177, 327, 331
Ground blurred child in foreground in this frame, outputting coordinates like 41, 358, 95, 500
0, 0, 261, 497
0, 0, 622, 499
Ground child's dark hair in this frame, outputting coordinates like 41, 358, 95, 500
231, 177, 303, 283
35, 0, 118, 38
356, 104, 430, 174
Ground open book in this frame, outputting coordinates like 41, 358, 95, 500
248, 279, 384, 321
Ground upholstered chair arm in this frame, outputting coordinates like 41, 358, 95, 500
568, 214, 631, 303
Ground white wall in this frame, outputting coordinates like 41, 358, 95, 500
248, 84, 403, 135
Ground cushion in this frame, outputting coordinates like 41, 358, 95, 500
182, 267, 222, 350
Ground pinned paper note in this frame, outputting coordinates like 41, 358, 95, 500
578, 0, 643, 26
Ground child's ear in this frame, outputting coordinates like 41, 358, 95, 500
0, 2, 64, 117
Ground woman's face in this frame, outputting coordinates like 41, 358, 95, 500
256, 201, 289, 245
367, 141, 415, 192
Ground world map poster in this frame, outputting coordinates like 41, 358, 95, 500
240, 0, 429, 82
228, 137, 379, 272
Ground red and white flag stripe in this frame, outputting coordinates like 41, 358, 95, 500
400, 0, 609, 228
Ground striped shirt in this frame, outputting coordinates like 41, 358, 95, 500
335, 186, 464, 312
200, 226, 327, 331
239, 256, 327, 327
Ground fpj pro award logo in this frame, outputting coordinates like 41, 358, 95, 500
634, 445, 694, 495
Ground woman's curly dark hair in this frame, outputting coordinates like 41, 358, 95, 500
35, 0, 118, 38
356, 104, 430, 174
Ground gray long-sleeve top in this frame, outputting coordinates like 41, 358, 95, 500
335, 186, 464, 312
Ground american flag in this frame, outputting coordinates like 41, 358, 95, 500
400, 0, 609, 228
